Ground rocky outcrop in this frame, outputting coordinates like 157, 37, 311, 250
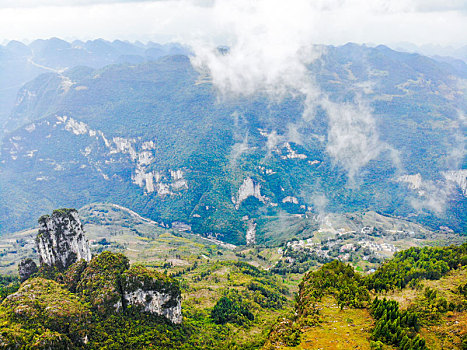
2, 277, 90, 346
398, 173, 423, 190
443, 169, 467, 196
246, 219, 256, 246
75, 252, 182, 323
233, 177, 267, 209
282, 196, 299, 204
124, 289, 182, 323
18, 258, 38, 282
76, 251, 130, 315
122, 265, 182, 324
21, 210, 182, 324
36, 209, 92, 270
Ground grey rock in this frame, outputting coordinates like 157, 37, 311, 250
121, 267, 182, 324
124, 289, 182, 324
35, 208, 92, 270
18, 258, 38, 282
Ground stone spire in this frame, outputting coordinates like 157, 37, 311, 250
35, 208, 92, 270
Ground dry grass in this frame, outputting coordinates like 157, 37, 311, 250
420, 310, 467, 350
285, 296, 377, 350
382, 267, 467, 350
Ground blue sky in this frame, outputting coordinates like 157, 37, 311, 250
0, 0, 465, 47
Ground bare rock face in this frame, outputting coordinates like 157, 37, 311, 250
35, 209, 92, 270
245, 219, 256, 246
18, 258, 38, 282
233, 177, 267, 209
122, 265, 182, 324
73, 252, 182, 323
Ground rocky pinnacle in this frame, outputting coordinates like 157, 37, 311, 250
35, 208, 92, 270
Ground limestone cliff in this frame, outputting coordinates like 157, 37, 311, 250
18, 258, 38, 282
36, 208, 92, 270
74, 252, 182, 324
245, 219, 256, 246
443, 169, 467, 196
25, 210, 182, 324
122, 265, 182, 324
233, 177, 267, 209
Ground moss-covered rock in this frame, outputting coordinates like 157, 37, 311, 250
122, 265, 182, 324
35, 263, 64, 282
1, 277, 90, 346
18, 258, 38, 282
76, 251, 129, 315
64, 259, 88, 293
123, 265, 180, 298
64, 251, 183, 323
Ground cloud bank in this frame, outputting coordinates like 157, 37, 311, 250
191, 0, 397, 182
0, 0, 466, 47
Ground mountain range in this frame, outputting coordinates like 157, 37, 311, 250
0, 39, 466, 244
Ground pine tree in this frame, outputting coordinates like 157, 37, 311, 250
400, 334, 409, 349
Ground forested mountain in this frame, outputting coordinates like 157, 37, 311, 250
0, 39, 189, 137
0, 41, 465, 243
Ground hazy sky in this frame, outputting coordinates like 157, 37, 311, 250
0, 0, 466, 47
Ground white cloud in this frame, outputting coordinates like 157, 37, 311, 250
0, 1, 217, 43
190, 0, 401, 181
190, 0, 322, 100
0, 0, 465, 46
0, 0, 166, 8
321, 97, 390, 182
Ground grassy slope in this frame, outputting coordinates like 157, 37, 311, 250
290, 296, 375, 350
297, 270, 466, 350
382, 267, 467, 350
180, 261, 295, 348
265, 263, 466, 350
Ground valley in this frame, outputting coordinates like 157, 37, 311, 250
1, 207, 465, 349
0, 203, 463, 276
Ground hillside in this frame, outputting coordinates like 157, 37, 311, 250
1, 43, 466, 243
0, 209, 293, 349
0, 209, 465, 349
0, 39, 190, 137
264, 244, 467, 350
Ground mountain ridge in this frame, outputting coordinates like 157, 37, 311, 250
1, 42, 466, 243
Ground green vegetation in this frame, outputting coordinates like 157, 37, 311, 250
0, 249, 292, 349
265, 243, 467, 349
265, 260, 373, 348
176, 259, 292, 349
2, 43, 467, 242
366, 243, 467, 292
2, 202, 463, 278
1, 240, 467, 349
0, 275, 19, 301
298, 260, 370, 316
0, 206, 466, 349
0, 251, 185, 349
371, 297, 426, 349
211, 290, 254, 325
0, 277, 91, 347
76, 251, 130, 315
